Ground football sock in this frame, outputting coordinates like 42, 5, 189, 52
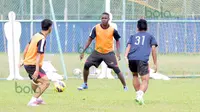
137, 90, 144, 97
29, 97, 37, 103
37, 96, 42, 100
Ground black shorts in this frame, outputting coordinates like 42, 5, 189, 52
24, 65, 46, 80
128, 60, 149, 76
86, 50, 119, 69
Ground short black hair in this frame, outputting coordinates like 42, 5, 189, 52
102, 12, 110, 18
41, 19, 53, 31
137, 19, 147, 31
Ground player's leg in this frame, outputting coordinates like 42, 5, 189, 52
129, 60, 140, 91
117, 72, 127, 91
28, 76, 49, 106
136, 61, 149, 105
139, 73, 149, 93
24, 65, 39, 106
31, 80, 38, 92
103, 52, 127, 91
132, 73, 140, 91
26, 67, 50, 106
128, 60, 142, 102
83, 68, 89, 83
30, 80, 46, 105
33, 75, 49, 101
78, 51, 103, 90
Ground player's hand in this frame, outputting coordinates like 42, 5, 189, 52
116, 53, 121, 61
124, 57, 128, 64
32, 71, 39, 81
80, 53, 84, 60
153, 64, 157, 73
18, 59, 24, 68
18, 63, 23, 68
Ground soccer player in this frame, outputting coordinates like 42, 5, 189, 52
78, 12, 128, 91
22, 19, 52, 106
124, 19, 158, 105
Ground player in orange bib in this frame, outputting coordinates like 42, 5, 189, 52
78, 12, 127, 91
22, 19, 52, 106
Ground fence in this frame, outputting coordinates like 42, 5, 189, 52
1, 0, 200, 20
1, 21, 200, 54
1, 0, 200, 79
0, 0, 200, 54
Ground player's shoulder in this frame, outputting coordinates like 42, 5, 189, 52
144, 32, 153, 36
90, 24, 97, 30
33, 32, 41, 36
109, 23, 117, 30
136, 32, 153, 37
126, 34, 135, 42
130, 33, 138, 38
95, 24, 100, 27
32, 32, 45, 39
31, 33, 38, 38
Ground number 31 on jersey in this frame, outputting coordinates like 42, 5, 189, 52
135, 36, 145, 45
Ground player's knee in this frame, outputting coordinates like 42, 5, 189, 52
147, 79, 149, 84
84, 62, 92, 70
132, 72, 138, 77
42, 79, 50, 88
141, 75, 149, 83
143, 79, 149, 86
44, 81, 50, 88
113, 67, 121, 74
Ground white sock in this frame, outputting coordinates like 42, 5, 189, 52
37, 96, 42, 100
29, 97, 37, 103
136, 90, 144, 97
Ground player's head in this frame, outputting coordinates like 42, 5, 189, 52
101, 12, 110, 26
137, 19, 148, 31
41, 19, 53, 34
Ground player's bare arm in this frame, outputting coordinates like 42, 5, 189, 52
19, 43, 30, 67
116, 40, 121, 61
152, 45, 157, 73
23, 44, 30, 59
113, 29, 121, 61
32, 53, 41, 81
124, 44, 131, 63
80, 37, 93, 60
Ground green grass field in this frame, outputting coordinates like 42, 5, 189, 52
1, 53, 200, 78
0, 53, 200, 111
0, 79, 200, 112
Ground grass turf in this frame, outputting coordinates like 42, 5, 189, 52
1, 53, 200, 111
1, 53, 200, 78
0, 78, 200, 112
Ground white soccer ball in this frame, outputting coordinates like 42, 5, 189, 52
73, 68, 82, 75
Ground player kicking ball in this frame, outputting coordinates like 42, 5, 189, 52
78, 12, 128, 91
21, 19, 53, 106
124, 19, 158, 105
